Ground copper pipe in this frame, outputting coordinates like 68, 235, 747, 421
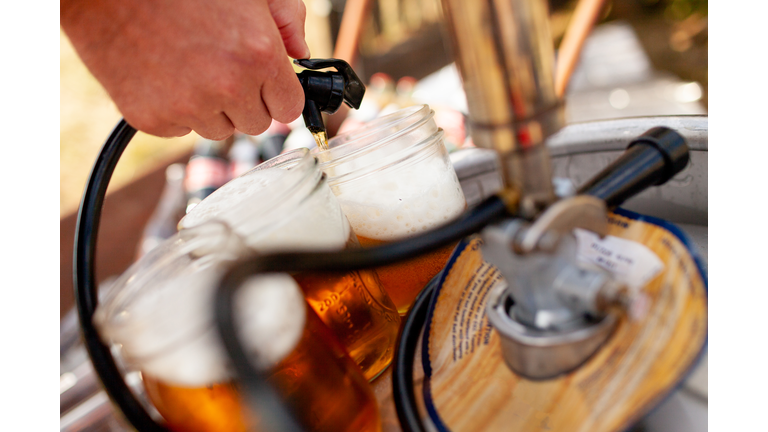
325, 0, 372, 136
333, 0, 372, 64
555, 0, 607, 97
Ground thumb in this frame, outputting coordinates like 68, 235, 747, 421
268, 0, 311, 59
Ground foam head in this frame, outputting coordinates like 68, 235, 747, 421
336, 154, 466, 241
179, 167, 290, 231
180, 150, 351, 252
95, 225, 306, 387
315, 105, 467, 241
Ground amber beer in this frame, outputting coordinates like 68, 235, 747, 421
293, 266, 398, 380
94, 226, 381, 432
345, 180, 466, 315
142, 308, 381, 432
356, 236, 458, 312
315, 105, 468, 314
290, 232, 399, 379
179, 149, 400, 379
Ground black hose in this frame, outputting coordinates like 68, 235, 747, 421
214, 195, 507, 277
73, 120, 169, 431
392, 275, 439, 432
215, 262, 309, 432
577, 126, 689, 208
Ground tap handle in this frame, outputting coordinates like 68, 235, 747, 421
294, 58, 366, 134
294, 58, 365, 110
577, 127, 690, 208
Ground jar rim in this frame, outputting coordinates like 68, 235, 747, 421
178, 148, 321, 232
314, 105, 434, 171
94, 222, 244, 357
326, 128, 445, 188
329, 104, 430, 145
253, 147, 313, 171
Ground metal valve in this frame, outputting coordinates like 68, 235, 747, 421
483, 127, 689, 380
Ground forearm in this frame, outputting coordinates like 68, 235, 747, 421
60, 0, 309, 140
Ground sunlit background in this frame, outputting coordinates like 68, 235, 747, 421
59, 0, 339, 217
60, 0, 707, 217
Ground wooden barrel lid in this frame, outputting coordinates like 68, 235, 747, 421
422, 208, 708, 432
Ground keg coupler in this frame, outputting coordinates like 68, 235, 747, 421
482, 127, 689, 379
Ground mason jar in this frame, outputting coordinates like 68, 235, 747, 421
314, 105, 467, 314
94, 222, 381, 432
179, 148, 400, 380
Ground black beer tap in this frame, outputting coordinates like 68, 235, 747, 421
294, 58, 366, 137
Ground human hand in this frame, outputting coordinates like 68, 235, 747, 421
61, 0, 309, 140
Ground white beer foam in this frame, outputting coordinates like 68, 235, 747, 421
336, 157, 465, 241
235, 275, 307, 370
181, 167, 350, 252
250, 183, 351, 252
117, 271, 305, 387
180, 168, 287, 230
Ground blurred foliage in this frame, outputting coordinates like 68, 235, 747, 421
636, 0, 707, 20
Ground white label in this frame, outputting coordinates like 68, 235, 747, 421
574, 228, 664, 292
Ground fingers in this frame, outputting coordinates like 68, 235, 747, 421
222, 91, 274, 136
185, 112, 236, 141
125, 55, 301, 138
260, 59, 305, 125
130, 121, 193, 138
243, 4, 305, 125
104, 0, 307, 139
203, 0, 304, 132
213, 45, 302, 132
125, 62, 301, 139
268, 0, 310, 59
123, 94, 236, 140
120, 106, 193, 138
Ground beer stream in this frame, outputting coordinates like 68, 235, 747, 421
312, 130, 329, 150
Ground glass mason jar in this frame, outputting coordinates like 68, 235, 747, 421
179, 148, 400, 380
94, 223, 381, 432
314, 105, 467, 314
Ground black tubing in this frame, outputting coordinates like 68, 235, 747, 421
214, 195, 507, 278
73, 120, 169, 431
577, 126, 689, 208
392, 276, 439, 432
